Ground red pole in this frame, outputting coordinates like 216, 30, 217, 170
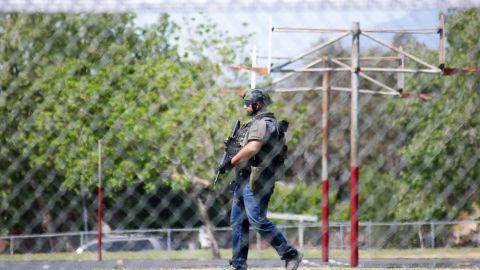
321, 180, 329, 262
350, 166, 359, 266
97, 183, 102, 261
97, 140, 102, 261
350, 22, 360, 267
321, 58, 330, 263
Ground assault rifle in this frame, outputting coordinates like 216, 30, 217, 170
213, 120, 241, 185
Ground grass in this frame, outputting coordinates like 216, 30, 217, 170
84, 269, 480, 270
47, 267, 480, 270
2, 249, 480, 270
1, 247, 480, 261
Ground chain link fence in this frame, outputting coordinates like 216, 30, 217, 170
2, 221, 479, 255
0, 0, 479, 264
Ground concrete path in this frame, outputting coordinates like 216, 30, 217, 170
2, 258, 480, 269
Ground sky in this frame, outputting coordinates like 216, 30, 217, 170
136, 7, 447, 71
2, 0, 477, 12
0, 0, 459, 88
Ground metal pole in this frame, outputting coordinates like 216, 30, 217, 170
10, 237, 13, 255
350, 22, 360, 267
430, 222, 435, 249
330, 58, 399, 94
167, 229, 172, 251
271, 31, 350, 71
367, 222, 372, 249
298, 221, 304, 249
276, 66, 440, 74
251, 45, 257, 89
358, 67, 441, 74
274, 86, 399, 96
272, 58, 324, 85
260, 55, 400, 62
340, 225, 344, 250
321, 58, 330, 263
438, 14, 445, 68
362, 28, 438, 34
362, 32, 440, 70
81, 184, 89, 246
272, 27, 349, 33
398, 46, 405, 92
275, 67, 350, 73
97, 139, 102, 261
330, 87, 398, 96
256, 232, 261, 250
335, 56, 400, 62
267, 16, 272, 74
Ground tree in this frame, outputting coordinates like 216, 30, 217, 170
0, 13, 250, 256
391, 9, 480, 221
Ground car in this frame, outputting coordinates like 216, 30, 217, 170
75, 236, 166, 254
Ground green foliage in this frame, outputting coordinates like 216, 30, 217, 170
0, 13, 248, 190
1, 8, 479, 236
390, 9, 480, 221
269, 183, 321, 223
0, 13, 250, 233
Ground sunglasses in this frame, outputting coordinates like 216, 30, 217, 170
244, 100, 254, 107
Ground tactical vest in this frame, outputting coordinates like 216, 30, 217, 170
235, 113, 288, 175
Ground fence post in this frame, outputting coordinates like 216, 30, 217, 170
167, 229, 172, 251
430, 222, 435, 249
256, 232, 261, 250
10, 236, 14, 255
367, 222, 372, 249
298, 221, 304, 249
340, 225, 345, 250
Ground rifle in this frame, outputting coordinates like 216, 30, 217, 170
213, 120, 241, 185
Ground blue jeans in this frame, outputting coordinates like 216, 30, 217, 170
230, 177, 298, 268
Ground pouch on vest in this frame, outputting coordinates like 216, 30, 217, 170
272, 119, 289, 168
249, 166, 267, 193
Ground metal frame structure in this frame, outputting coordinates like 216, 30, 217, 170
268, 17, 445, 267
228, 13, 480, 267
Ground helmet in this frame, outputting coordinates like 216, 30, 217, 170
243, 89, 271, 106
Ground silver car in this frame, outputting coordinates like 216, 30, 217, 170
76, 236, 166, 253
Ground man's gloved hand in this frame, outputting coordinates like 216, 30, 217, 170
218, 158, 234, 174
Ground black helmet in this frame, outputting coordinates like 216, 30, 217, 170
243, 89, 271, 106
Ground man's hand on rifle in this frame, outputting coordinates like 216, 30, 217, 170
218, 158, 234, 174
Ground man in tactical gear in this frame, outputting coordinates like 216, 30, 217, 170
219, 89, 303, 270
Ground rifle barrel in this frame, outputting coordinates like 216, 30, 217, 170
213, 171, 221, 185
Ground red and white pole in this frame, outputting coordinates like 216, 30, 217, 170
321, 58, 330, 263
97, 139, 103, 261
350, 22, 360, 267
